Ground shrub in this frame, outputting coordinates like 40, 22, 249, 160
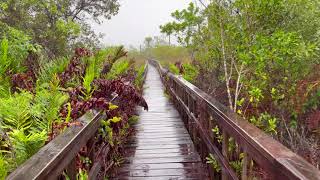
182, 63, 198, 82
37, 57, 70, 84
105, 60, 129, 79
0, 23, 39, 74
134, 65, 146, 88
169, 63, 180, 75
33, 80, 69, 132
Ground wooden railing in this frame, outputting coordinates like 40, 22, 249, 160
7, 63, 149, 180
7, 110, 105, 180
150, 60, 320, 180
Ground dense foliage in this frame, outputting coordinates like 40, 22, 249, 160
0, 0, 120, 57
0, 36, 147, 178
160, 0, 320, 172
0, 1, 152, 179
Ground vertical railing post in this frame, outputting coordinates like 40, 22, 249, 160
242, 152, 248, 180
187, 92, 192, 112
66, 157, 77, 180
222, 130, 230, 180
87, 137, 96, 166
171, 78, 174, 91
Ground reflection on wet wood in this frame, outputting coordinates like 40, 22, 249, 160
111, 65, 209, 179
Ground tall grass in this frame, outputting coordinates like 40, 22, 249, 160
149, 45, 191, 64
127, 48, 146, 66
128, 45, 191, 67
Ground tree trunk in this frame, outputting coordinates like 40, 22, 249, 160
219, 18, 234, 111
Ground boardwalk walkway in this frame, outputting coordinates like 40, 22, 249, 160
112, 64, 209, 179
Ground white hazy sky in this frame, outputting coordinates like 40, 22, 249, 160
91, 0, 193, 47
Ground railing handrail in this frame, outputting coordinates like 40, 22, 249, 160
7, 110, 105, 180
149, 59, 320, 180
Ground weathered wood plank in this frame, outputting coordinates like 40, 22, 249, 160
115, 168, 206, 177
112, 177, 205, 180
117, 162, 206, 171
128, 136, 191, 142
112, 64, 209, 179
123, 152, 198, 159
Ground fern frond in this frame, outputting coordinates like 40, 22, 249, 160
9, 129, 46, 165
0, 154, 8, 180
0, 91, 34, 131
33, 82, 69, 132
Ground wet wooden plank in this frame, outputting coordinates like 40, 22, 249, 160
133, 124, 186, 129
128, 136, 191, 142
133, 129, 189, 134
127, 140, 194, 146
124, 155, 201, 164
125, 143, 196, 149
112, 64, 208, 179
124, 148, 196, 155
133, 134, 190, 139
124, 144, 195, 150
134, 121, 185, 125
131, 129, 189, 134
132, 133, 189, 139
123, 152, 198, 159
136, 120, 184, 124
133, 126, 188, 131
133, 131, 189, 136
124, 152, 200, 160
117, 162, 206, 171
134, 127, 188, 131
113, 177, 205, 180
138, 115, 181, 119
115, 168, 205, 177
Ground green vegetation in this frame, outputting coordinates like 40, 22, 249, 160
134, 65, 146, 89
106, 60, 130, 80
0, 1, 151, 179
0, 35, 146, 178
169, 64, 180, 75
37, 57, 70, 84
160, 0, 320, 169
0, 0, 120, 57
181, 63, 199, 82
0, 86, 67, 173
135, 35, 191, 65
149, 45, 191, 64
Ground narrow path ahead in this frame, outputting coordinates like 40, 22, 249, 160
112, 64, 209, 179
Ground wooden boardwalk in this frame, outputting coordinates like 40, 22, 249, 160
111, 64, 209, 179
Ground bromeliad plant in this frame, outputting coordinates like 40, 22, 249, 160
82, 57, 96, 100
